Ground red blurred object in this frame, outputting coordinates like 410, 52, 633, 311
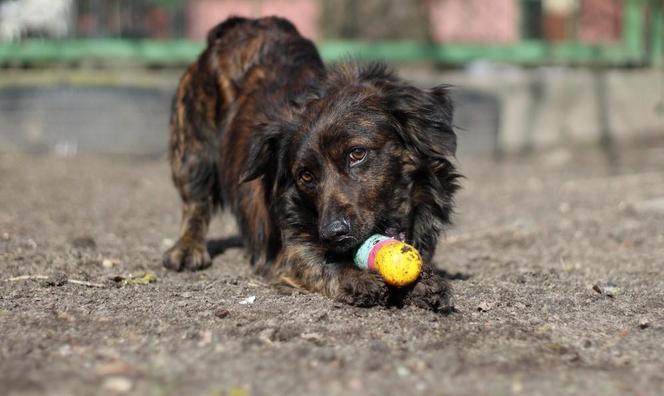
578, 0, 623, 43
427, 0, 519, 43
77, 14, 98, 37
186, 0, 320, 41
147, 7, 171, 39
543, 14, 569, 42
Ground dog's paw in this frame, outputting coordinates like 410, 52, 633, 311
335, 270, 389, 307
162, 241, 211, 271
403, 271, 453, 313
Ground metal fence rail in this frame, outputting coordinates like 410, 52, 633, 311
0, 0, 661, 66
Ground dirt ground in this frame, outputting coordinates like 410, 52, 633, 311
1, 141, 663, 396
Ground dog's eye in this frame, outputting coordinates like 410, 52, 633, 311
299, 170, 315, 185
349, 147, 367, 165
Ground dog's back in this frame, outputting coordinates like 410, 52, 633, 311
165, 17, 324, 271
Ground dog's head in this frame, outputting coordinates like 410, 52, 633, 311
241, 63, 457, 257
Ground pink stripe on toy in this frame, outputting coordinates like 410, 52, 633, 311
366, 238, 399, 271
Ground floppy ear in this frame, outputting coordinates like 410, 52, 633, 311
240, 91, 318, 185
239, 124, 280, 184
239, 122, 294, 197
384, 84, 460, 262
386, 84, 456, 162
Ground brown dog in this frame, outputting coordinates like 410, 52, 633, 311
163, 16, 460, 312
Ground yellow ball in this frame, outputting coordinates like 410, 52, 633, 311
374, 242, 422, 287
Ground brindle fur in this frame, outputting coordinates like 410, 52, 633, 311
164, 17, 460, 312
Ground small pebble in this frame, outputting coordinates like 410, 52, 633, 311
592, 282, 622, 297
638, 318, 650, 330
214, 308, 230, 319
258, 328, 275, 344
477, 301, 493, 312
239, 295, 256, 305
396, 365, 411, 378
603, 284, 621, 297
58, 344, 72, 356
95, 360, 139, 376
102, 376, 133, 393
102, 258, 120, 268
198, 330, 212, 346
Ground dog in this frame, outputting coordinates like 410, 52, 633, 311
163, 16, 460, 312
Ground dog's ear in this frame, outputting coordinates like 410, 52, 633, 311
239, 124, 278, 184
240, 91, 318, 185
385, 84, 456, 162
239, 122, 293, 196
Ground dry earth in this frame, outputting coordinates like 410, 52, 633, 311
1, 141, 663, 396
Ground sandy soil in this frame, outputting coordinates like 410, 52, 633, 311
1, 142, 663, 396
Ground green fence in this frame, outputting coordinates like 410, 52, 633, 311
0, 0, 661, 66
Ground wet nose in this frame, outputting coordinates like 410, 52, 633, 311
319, 218, 351, 243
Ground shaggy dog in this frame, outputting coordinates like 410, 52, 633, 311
163, 16, 460, 312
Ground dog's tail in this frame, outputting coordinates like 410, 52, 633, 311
206, 16, 250, 46
206, 16, 301, 47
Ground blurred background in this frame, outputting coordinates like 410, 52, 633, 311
3, 4, 664, 395
0, 0, 662, 159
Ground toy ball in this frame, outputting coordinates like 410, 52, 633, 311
354, 234, 422, 287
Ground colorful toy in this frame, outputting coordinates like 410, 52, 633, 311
354, 234, 422, 287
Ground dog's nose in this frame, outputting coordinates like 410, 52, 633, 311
319, 218, 351, 243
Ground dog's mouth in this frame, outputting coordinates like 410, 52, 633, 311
325, 235, 360, 255
324, 226, 407, 260
383, 226, 407, 242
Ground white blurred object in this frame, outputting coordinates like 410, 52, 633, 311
238, 295, 256, 305
54, 139, 78, 157
543, 0, 579, 15
0, 0, 73, 41
465, 60, 522, 78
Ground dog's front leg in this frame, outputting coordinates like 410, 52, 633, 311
163, 200, 213, 271
163, 149, 217, 271
272, 245, 390, 307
